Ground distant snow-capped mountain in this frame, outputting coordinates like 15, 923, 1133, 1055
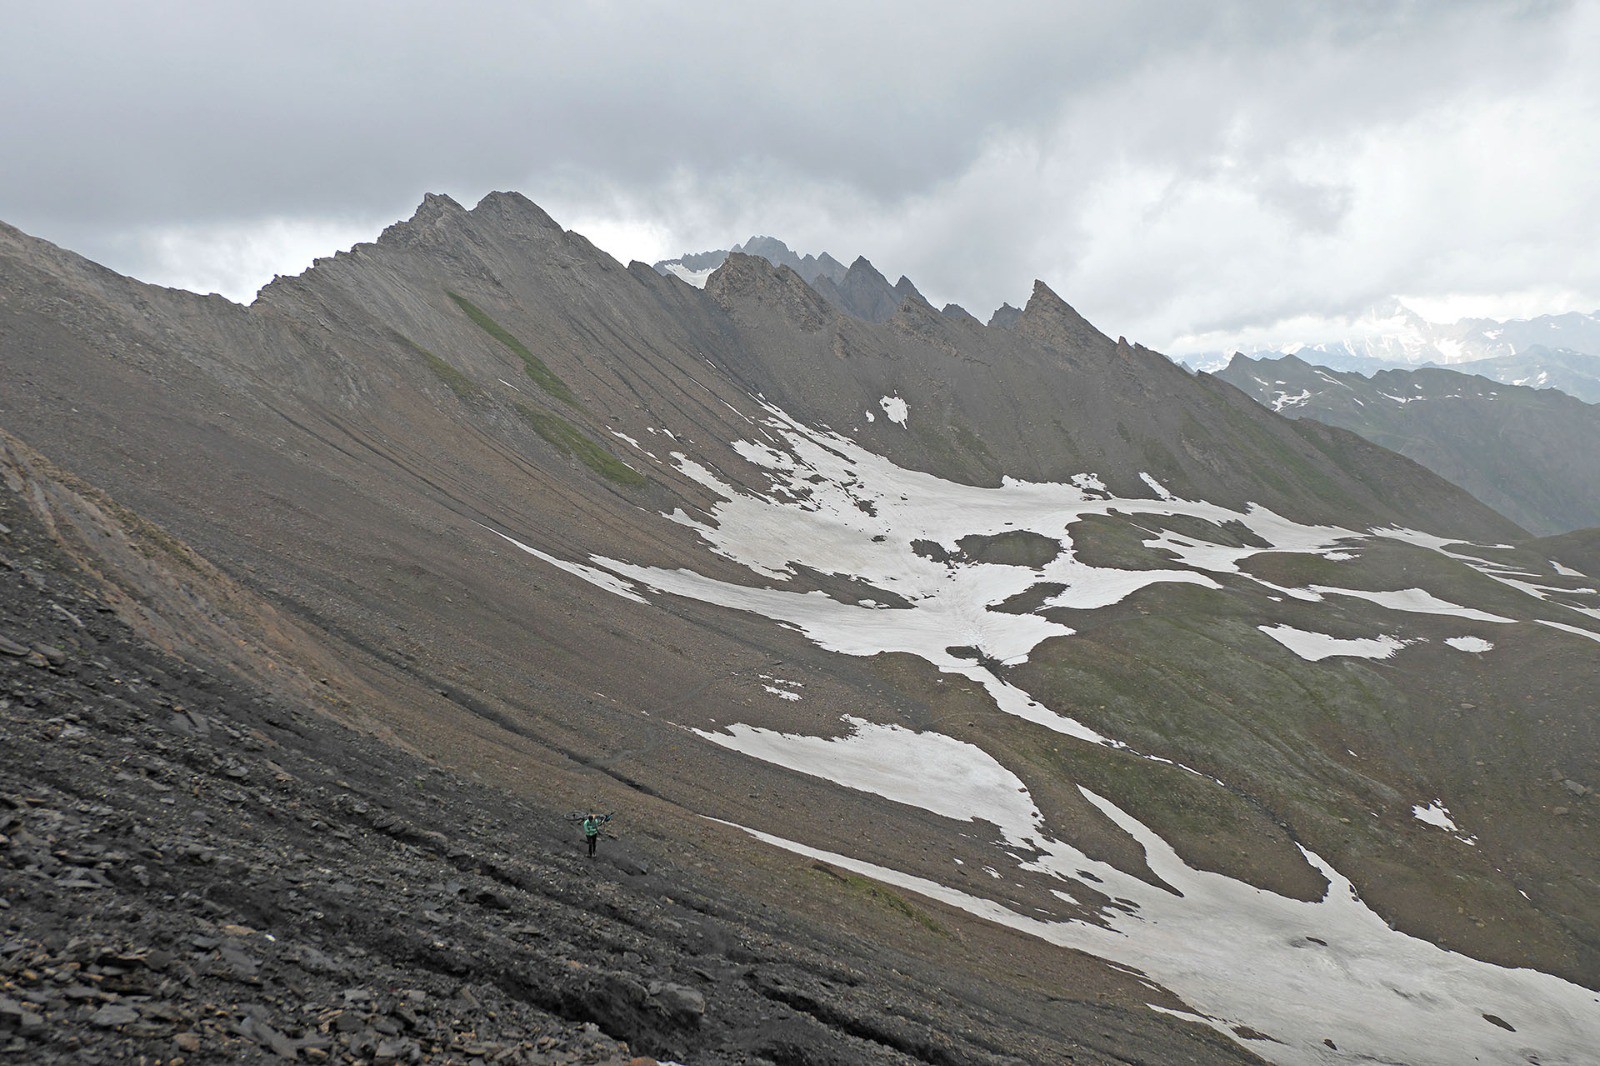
654, 236, 847, 290
1272, 301, 1600, 366
1182, 302, 1600, 402
1215, 352, 1600, 535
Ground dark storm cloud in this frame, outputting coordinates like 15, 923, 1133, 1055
4, 1, 1594, 346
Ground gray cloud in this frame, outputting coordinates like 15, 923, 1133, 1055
4, 0, 1594, 348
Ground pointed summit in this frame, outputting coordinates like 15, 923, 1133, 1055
471, 190, 562, 234
704, 251, 834, 333
1016, 280, 1112, 354
988, 302, 1022, 329
815, 257, 902, 323
893, 275, 930, 308
377, 192, 466, 247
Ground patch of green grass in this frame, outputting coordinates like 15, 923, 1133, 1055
812, 864, 950, 937
516, 405, 645, 487
445, 291, 576, 405
1067, 514, 1180, 571
398, 334, 478, 401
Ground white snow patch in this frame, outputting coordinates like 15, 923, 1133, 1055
1271, 388, 1311, 411
1138, 473, 1175, 501
700, 717, 1041, 840
1444, 636, 1494, 653
1311, 585, 1517, 623
864, 409, 876, 422
610, 430, 641, 449
1537, 619, 1600, 644
1044, 568, 1218, 612
1412, 801, 1460, 832
485, 528, 647, 604
761, 685, 802, 701
1412, 800, 1476, 844
719, 787, 1598, 1066
879, 395, 909, 426
1553, 561, 1585, 578
661, 263, 715, 288
1259, 625, 1406, 662
1070, 472, 1107, 495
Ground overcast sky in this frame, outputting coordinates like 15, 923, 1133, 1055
6, 1, 1597, 353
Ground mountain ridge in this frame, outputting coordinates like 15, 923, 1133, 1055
4, 192, 1600, 1063
1215, 352, 1600, 536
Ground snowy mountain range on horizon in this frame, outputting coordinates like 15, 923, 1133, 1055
1179, 298, 1600, 378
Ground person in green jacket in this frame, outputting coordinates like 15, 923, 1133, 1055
582, 812, 613, 858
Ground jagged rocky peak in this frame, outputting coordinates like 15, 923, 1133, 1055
376, 191, 467, 247
893, 275, 929, 307
658, 236, 849, 290
811, 256, 901, 324
704, 250, 835, 333
988, 302, 1022, 329
656, 235, 945, 326
732, 237, 849, 287
1015, 280, 1113, 354
470, 189, 563, 235
940, 302, 981, 325
375, 190, 561, 254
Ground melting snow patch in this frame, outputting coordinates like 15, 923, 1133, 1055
1259, 625, 1406, 662
1553, 561, 1585, 578
697, 717, 1041, 840
720, 786, 1594, 1066
494, 399, 1600, 1062
661, 263, 715, 287
1138, 473, 1175, 501
1412, 800, 1476, 844
1412, 801, 1460, 832
484, 527, 648, 604
879, 395, 909, 426
1311, 585, 1516, 624
1537, 619, 1600, 645
1070, 472, 1107, 495
759, 675, 804, 701
1444, 636, 1494, 653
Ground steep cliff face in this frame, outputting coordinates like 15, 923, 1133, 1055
4, 194, 1600, 1064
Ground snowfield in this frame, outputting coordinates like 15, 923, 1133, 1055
493, 401, 1600, 1064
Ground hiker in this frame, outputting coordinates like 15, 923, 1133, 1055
582, 811, 613, 857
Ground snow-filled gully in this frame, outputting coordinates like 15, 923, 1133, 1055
492, 403, 1600, 1064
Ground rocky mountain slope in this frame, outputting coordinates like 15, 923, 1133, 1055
3, 192, 1600, 1064
1214, 353, 1600, 536
1430, 345, 1600, 404
2, 433, 1240, 1065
